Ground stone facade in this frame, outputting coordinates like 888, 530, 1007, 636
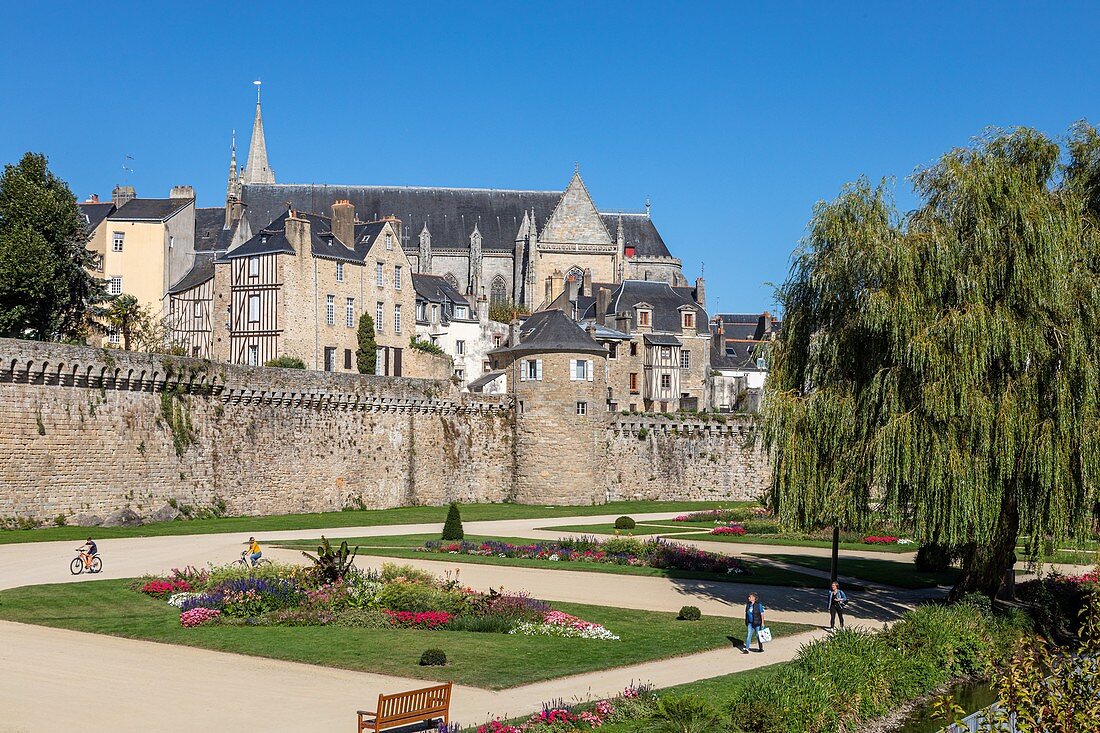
0, 338, 768, 522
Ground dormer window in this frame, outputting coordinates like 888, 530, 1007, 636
682, 311, 695, 329
637, 309, 651, 327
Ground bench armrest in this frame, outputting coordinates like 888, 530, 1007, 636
356, 710, 376, 716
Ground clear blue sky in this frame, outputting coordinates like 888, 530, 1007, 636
2, 2, 1098, 313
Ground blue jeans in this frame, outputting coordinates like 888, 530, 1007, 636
745, 624, 762, 649
249, 552, 261, 565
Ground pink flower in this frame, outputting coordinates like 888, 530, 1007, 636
711, 524, 746, 536
180, 608, 221, 627
863, 536, 899, 544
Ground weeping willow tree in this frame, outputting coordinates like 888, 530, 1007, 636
764, 126, 1100, 598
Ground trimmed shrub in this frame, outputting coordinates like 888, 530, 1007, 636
419, 648, 447, 666
677, 605, 702, 621
441, 502, 464, 541
614, 516, 637, 530
264, 355, 305, 369
915, 543, 957, 572
377, 582, 465, 614
740, 519, 782, 535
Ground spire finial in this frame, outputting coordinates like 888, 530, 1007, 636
574, 161, 579, 174
254, 79, 261, 104
645, 195, 651, 218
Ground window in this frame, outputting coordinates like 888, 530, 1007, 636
192, 346, 200, 357
455, 305, 468, 319
455, 340, 465, 355
416, 302, 425, 321
661, 374, 672, 389
336, 262, 345, 282
576, 401, 588, 416
490, 275, 507, 306
394, 304, 402, 334
376, 262, 384, 287
521, 359, 542, 381
324, 347, 336, 372
247, 345, 259, 366
394, 265, 402, 289
661, 346, 672, 360
168, 235, 174, 250
629, 373, 639, 393
94, 254, 103, 272
346, 297, 355, 328
680, 350, 691, 369
607, 342, 617, 359
107, 329, 120, 345
248, 257, 259, 278
112, 232, 124, 252
571, 359, 591, 381
682, 311, 695, 329
326, 295, 335, 326
344, 348, 353, 369
483, 360, 491, 373
638, 310, 651, 327
193, 301, 202, 320
455, 368, 464, 380
248, 294, 260, 323
518, 400, 525, 414
385, 232, 394, 251
629, 342, 637, 356
375, 302, 383, 332
108, 276, 122, 296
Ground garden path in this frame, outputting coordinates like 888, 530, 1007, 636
0, 620, 842, 733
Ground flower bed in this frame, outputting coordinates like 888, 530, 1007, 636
475, 687, 646, 732
711, 524, 747, 536
419, 536, 748, 576
862, 535, 900, 545
133, 561, 616, 640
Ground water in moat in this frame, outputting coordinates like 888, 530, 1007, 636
893, 680, 997, 733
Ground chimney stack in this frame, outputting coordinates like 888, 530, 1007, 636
477, 289, 488, 324
596, 287, 611, 327
112, 185, 136, 209
550, 269, 565, 303
614, 311, 632, 335
331, 200, 355, 247
694, 277, 706, 308
86, 194, 100, 203
170, 185, 195, 199
284, 210, 311, 253
582, 268, 593, 296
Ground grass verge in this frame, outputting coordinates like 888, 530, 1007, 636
0, 500, 722, 546
0, 579, 812, 689
273, 534, 826, 588
750, 552, 959, 589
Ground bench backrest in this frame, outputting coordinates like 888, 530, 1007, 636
376, 682, 452, 726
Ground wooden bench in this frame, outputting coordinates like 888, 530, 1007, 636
357, 682, 452, 732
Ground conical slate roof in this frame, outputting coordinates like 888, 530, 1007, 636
489, 309, 606, 357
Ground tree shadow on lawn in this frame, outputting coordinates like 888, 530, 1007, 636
664, 574, 939, 624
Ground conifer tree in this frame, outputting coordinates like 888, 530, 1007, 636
764, 126, 1100, 599
356, 313, 376, 374
441, 502, 464, 541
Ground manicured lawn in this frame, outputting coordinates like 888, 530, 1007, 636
539, 522, 704, 536
0, 579, 812, 689
0, 500, 721, 546
273, 533, 826, 588
749, 552, 959, 589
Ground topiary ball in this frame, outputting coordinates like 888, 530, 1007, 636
419, 648, 447, 666
677, 605, 702, 621
614, 516, 637, 530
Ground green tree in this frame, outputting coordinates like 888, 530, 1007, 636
488, 300, 529, 325
441, 502, 464, 540
102, 294, 142, 351
356, 313, 376, 374
265, 355, 306, 369
0, 153, 103, 340
764, 127, 1100, 599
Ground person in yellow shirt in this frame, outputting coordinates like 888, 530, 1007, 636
242, 536, 262, 567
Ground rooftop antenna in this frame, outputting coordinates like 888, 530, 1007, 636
121, 154, 134, 183
645, 195, 651, 219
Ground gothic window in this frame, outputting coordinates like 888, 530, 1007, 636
490, 275, 508, 306
565, 265, 585, 282
444, 272, 460, 291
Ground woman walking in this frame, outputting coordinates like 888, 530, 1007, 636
742, 592, 765, 654
827, 581, 847, 630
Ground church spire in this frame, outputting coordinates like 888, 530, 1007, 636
241, 81, 275, 185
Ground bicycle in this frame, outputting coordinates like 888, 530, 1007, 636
234, 550, 271, 568
70, 550, 102, 575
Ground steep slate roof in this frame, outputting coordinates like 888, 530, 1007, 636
413, 272, 467, 305
168, 252, 217, 295
594, 280, 709, 334
644, 334, 683, 346
600, 213, 671, 258
467, 370, 505, 392
489, 309, 606, 357
709, 313, 779, 371
194, 207, 228, 252
224, 210, 361, 263
78, 202, 115, 232
109, 198, 191, 222
240, 182, 667, 257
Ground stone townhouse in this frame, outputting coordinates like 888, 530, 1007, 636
486, 309, 609, 504
169, 201, 416, 375
709, 312, 779, 411
543, 273, 711, 412
412, 273, 508, 385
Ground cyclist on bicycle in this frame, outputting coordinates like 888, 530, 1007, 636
242, 537, 262, 567
79, 537, 98, 570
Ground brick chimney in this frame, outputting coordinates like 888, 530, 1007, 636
596, 287, 611, 327
284, 210, 311, 253
694, 276, 706, 308
331, 200, 355, 247
170, 185, 195, 199
112, 185, 136, 208
550, 269, 565, 303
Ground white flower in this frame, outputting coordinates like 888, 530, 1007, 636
548, 554, 560, 561
167, 592, 200, 608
